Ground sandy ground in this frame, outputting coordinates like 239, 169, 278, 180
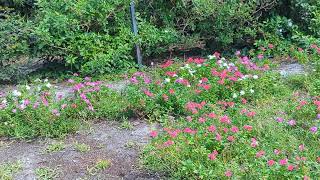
0, 120, 162, 180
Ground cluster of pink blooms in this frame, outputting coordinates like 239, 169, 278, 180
144, 51, 319, 177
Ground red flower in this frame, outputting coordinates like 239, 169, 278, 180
161, 60, 174, 68
165, 71, 177, 77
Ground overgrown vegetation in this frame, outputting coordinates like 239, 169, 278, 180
1, 0, 320, 81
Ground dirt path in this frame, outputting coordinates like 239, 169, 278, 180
0, 120, 161, 180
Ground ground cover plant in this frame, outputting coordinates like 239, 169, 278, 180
123, 52, 320, 178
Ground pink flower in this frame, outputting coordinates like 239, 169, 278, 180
143, 90, 154, 97
198, 117, 206, 123
207, 112, 216, 118
227, 136, 235, 142
274, 149, 281, 155
68, 79, 75, 83
220, 115, 231, 124
163, 140, 174, 147
162, 94, 169, 101
243, 125, 253, 131
257, 54, 264, 60
246, 111, 256, 117
186, 116, 192, 122
208, 150, 218, 160
299, 144, 305, 151
279, 158, 288, 166
288, 119, 296, 126
84, 76, 91, 81
183, 128, 197, 134
167, 129, 180, 138
150, 131, 158, 138
251, 138, 258, 148
267, 159, 275, 166
225, 170, 232, 177
276, 117, 284, 123
310, 126, 318, 133
287, 164, 294, 171
230, 126, 239, 133
61, 104, 67, 109
161, 60, 173, 68
216, 133, 222, 142
208, 125, 216, 132
12, 109, 17, 113
169, 89, 175, 94
268, 44, 274, 49
256, 150, 265, 158
235, 50, 241, 56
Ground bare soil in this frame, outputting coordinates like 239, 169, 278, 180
0, 120, 162, 180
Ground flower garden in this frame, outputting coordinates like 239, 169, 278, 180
1, 0, 320, 179
1, 46, 320, 178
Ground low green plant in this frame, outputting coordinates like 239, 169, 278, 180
35, 167, 58, 180
0, 161, 22, 180
74, 142, 90, 153
87, 159, 111, 175
45, 142, 65, 153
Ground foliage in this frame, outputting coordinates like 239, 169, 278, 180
135, 53, 320, 179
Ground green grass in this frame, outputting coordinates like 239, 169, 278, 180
0, 161, 22, 180
45, 142, 65, 153
73, 142, 91, 153
35, 167, 58, 180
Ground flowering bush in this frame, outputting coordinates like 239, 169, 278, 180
130, 53, 320, 178
0, 76, 129, 138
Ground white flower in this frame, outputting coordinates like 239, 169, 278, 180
208, 55, 215, 59
20, 104, 26, 110
46, 83, 52, 88
240, 90, 245, 96
223, 63, 228, 67
12, 90, 22, 97
2, 99, 7, 104
26, 85, 31, 90
164, 78, 171, 83
253, 75, 259, 79
197, 64, 202, 67
187, 85, 191, 87
250, 89, 255, 93
233, 93, 238, 98
217, 60, 222, 64
44, 78, 48, 82
189, 70, 196, 75
37, 86, 41, 91
34, 78, 41, 83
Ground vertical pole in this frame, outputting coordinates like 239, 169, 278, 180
130, 1, 143, 67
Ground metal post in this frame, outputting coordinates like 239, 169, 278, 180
130, 1, 142, 67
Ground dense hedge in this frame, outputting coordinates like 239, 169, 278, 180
0, 0, 319, 81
